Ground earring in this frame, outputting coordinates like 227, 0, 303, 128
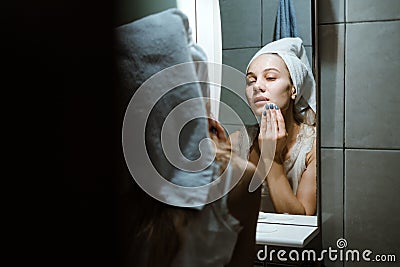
291, 87, 297, 99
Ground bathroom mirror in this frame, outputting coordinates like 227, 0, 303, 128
114, 0, 320, 247
176, 0, 320, 233
218, 0, 320, 234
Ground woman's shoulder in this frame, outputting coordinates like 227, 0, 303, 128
296, 123, 316, 165
300, 123, 316, 138
305, 137, 317, 165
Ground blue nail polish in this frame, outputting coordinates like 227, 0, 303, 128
263, 110, 267, 116
265, 104, 269, 109
269, 104, 274, 109
275, 105, 279, 110
211, 126, 218, 135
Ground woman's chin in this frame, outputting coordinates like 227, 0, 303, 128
253, 108, 264, 117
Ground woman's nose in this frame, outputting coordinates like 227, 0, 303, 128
253, 81, 266, 92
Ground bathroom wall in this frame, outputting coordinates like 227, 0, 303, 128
320, 1, 400, 266
219, 0, 314, 133
220, 1, 400, 266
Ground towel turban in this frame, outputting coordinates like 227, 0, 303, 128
246, 37, 316, 115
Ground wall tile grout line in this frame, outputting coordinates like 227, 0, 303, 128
343, 147, 400, 151
343, 1, 347, 261
318, 14, 400, 25
346, 18, 400, 24
321, 146, 400, 151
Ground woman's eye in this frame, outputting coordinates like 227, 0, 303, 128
266, 77, 276, 81
246, 79, 256, 85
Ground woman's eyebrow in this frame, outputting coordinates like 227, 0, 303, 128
246, 71, 255, 77
263, 67, 280, 73
246, 68, 280, 77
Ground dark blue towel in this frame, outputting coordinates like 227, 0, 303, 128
274, 0, 299, 40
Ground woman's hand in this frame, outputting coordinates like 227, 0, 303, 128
208, 117, 228, 143
258, 103, 288, 164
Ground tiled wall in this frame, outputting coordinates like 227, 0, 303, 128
319, 1, 400, 267
220, 1, 400, 266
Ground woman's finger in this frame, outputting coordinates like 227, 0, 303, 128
275, 106, 287, 138
260, 104, 268, 137
259, 104, 275, 161
214, 119, 228, 141
266, 104, 272, 136
269, 104, 278, 139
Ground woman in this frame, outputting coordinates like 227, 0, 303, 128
115, 8, 261, 267
231, 37, 317, 216
119, 116, 261, 267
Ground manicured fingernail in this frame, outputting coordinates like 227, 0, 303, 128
275, 105, 279, 110
263, 110, 267, 116
265, 104, 269, 109
269, 104, 274, 109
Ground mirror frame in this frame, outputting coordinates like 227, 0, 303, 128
259, 0, 320, 228
313, 0, 321, 229
187, 0, 320, 227
255, 0, 321, 248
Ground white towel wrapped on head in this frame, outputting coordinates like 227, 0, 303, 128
246, 37, 316, 115
115, 8, 216, 209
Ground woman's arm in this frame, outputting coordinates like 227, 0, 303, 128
258, 106, 316, 215
295, 139, 317, 215
227, 157, 261, 267
212, 122, 261, 267
265, 139, 316, 215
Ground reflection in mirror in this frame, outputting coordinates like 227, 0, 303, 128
242, 39, 317, 216
219, 0, 319, 225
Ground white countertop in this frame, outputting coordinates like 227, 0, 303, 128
256, 212, 319, 248
258, 212, 318, 226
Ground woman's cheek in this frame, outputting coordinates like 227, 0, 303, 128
245, 89, 254, 108
245, 87, 252, 102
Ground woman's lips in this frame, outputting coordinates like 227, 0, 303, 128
254, 96, 269, 105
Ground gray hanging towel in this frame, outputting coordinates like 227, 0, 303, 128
274, 0, 299, 40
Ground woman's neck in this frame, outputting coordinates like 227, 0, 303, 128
282, 102, 300, 143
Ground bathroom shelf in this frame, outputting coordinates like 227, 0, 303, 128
256, 212, 319, 248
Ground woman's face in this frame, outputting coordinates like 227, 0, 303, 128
245, 54, 295, 116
